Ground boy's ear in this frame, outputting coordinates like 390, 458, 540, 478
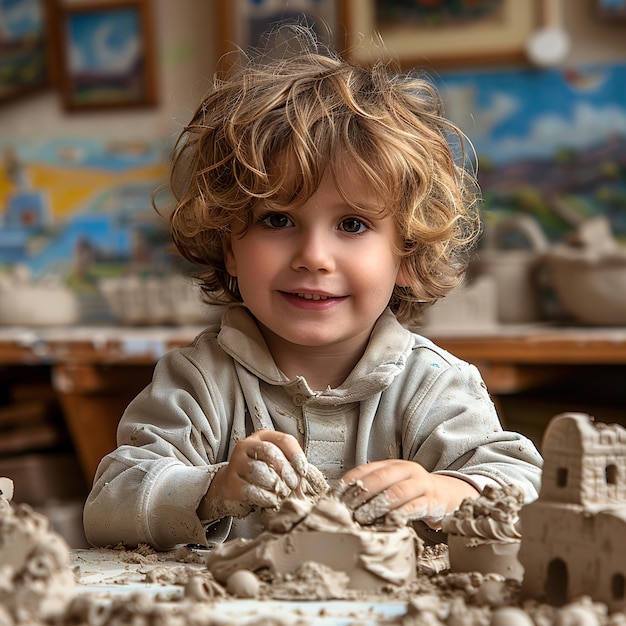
223, 238, 237, 277
395, 259, 411, 288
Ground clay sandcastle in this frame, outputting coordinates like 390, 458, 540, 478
519, 412, 626, 612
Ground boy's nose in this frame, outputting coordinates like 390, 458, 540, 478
291, 230, 335, 272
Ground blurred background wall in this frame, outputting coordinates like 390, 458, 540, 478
1, 0, 625, 325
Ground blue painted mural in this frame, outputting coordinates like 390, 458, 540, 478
0, 138, 171, 290
435, 61, 626, 241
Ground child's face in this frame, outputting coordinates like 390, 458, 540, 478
224, 165, 407, 357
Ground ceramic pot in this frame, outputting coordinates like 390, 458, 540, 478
447, 534, 523, 581
471, 215, 549, 324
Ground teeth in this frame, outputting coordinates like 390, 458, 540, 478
297, 293, 330, 301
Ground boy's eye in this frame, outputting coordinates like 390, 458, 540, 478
340, 218, 368, 234
261, 213, 292, 228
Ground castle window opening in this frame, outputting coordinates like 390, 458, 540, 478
546, 558, 569, 606
612, 573, 625, 600
556, 467, 568, 487
606, 464, 618, 485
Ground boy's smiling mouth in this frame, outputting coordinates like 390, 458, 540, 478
295, 292, 332, 301
279, 290, 345, 306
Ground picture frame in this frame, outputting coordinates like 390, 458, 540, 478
339, 0, 540, 69
215, 0, 340, 63
51, 0, 157, 111
0, 0, 52, 105
597, 0, 626, 19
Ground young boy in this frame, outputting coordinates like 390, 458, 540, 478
84, 29, 542, 550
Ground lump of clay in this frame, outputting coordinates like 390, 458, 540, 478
206, 490, 422, 592
225, 569, 261, 598
0, 477, 76, 624
441, 484, 525, 581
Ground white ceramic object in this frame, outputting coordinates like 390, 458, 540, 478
100, 274, 213, 325
546, 216, 626, 325
0, 477, 14, 502
471, 214, 550, 324
526, 26, 570, 67
547, 244, 626, 326
0, 267, 79, 326
525, 0, 570, 67
420, 275, 498, 331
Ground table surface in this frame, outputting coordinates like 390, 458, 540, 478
71, 548, 408, 625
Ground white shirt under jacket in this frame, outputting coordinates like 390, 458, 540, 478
83, 305, 543, 550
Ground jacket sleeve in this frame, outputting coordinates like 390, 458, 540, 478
83, 345, 237, 550
403, 354, 543, 503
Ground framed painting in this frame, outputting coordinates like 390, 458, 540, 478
340, 0, 540, 69
0, 0, 52, 104
215, 0, 340, 63
51, 0, 157, 111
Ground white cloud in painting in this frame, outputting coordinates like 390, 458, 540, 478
441, 84, 518, 139
92, 22, 140, 73
442, 80, 626, 162
69, 20, 140, 75
495, 103, 626, 161
0, 0, 42, 40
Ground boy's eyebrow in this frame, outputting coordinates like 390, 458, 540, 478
337, 199, 387, 216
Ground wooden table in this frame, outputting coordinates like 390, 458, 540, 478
0, 325, 205, 484
2, 323, 626, 483
423, 324, 626, 394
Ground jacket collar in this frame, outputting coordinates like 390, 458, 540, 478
217, 305, 413, 400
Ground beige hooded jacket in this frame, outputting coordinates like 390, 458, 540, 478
84, 305, 542, 549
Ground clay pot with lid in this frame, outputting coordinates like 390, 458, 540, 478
470, 214, 550, 324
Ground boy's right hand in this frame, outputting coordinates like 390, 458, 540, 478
205, 430, 309, 512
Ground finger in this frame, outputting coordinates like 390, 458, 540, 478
353, 491, 392, 525
346, 461, 422, 509
292, 451, 309, 478
340, 471, 398, 510
395, 498, 448, 527
341, 461, 396, 501
246, 460, 290, 498
240, 483, 281, 509
301, 464, 329, 498
339, 480, 370, 509
341, 459, 386, 485
253, 431, 308, 477
246, 441, 299, 490
381, 479, 426, 510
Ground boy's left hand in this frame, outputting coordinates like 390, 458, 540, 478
338, 459, 479, 528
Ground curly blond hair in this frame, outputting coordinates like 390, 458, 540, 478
164, 27, 481, 324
